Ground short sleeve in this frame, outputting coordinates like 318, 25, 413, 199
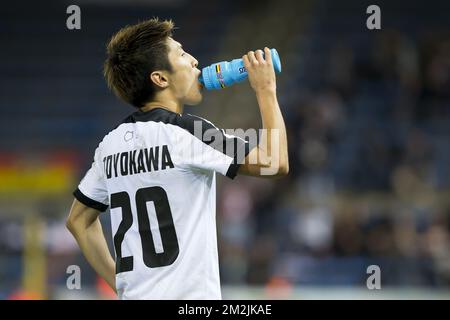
177, 114, 253, 179
73, 146, 109, 212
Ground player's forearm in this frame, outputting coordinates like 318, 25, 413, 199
255, 90, 289, 173
69, 219, 116, 292
256, 89, 279, 127
239, 48, 289, 176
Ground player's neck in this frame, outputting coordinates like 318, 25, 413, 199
141, 98, 183, 115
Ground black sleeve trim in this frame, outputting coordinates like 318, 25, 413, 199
73, 188, 108, 212
226, 162, 241, 179
225, 136, 253, 179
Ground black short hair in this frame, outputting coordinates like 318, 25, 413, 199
103, 18, 174, 108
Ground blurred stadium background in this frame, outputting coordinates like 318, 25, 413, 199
0, 0, 449, 299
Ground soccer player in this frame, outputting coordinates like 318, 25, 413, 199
66, 18, 288, 300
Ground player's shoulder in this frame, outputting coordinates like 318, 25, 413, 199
96, 107, 221, 151
123, 107, 221, 138
99, 108, 178, 141
179, 113, 220, 133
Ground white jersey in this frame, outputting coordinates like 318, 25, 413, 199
73, 107, 250, 300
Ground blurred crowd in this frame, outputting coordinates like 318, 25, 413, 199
217, 30, 450, 288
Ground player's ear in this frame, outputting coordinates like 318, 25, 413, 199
150, 71, 169, 89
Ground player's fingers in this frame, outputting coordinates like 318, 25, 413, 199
242, 54, 250, 69
255, 49, 265, 64
247, 51, 258, 65
264, 47, 272, 65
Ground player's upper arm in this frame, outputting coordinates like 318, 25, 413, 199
73, 144, 109, 212
237, 145, 289, 178
66, 198, 101, 233
68, 142, 110, 233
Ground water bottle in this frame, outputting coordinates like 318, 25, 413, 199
199, 48, 281, 90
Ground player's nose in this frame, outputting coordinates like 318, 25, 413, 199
192, 57, 198, 68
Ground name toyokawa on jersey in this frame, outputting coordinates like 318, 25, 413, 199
103, 145, 174, 179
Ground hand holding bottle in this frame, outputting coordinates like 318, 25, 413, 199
242, 48, 277, 94
199, 48, 281, 90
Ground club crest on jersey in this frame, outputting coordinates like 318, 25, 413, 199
103, 145, 174, 179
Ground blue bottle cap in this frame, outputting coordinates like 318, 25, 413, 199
271, 48, 282, 73
199, 66, 216, 90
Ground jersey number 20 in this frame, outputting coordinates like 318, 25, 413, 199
111, 186, 179, 273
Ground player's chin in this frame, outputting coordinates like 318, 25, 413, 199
186, 92, 203, 106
